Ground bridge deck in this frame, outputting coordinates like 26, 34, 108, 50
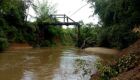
44, 22, 80, 26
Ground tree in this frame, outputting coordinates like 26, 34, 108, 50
32, 0, 56, 22
0, 0, 37, 50
29, 0, 63, 47
87, 0, 140, 27
87, 0, 140, 49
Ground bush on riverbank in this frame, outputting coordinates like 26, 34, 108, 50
87, 0, 140, 49
95, 53, 139, 80
97, 24, 138, 49
93, 39, 140, 80
79, 24, 101, 48
0, 23, 8, 50
0, 38, 8, 51
71, 22, 138, 49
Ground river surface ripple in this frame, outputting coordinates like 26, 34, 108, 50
0, 47, 99, 80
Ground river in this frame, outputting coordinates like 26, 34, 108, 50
0, 46, 113, 80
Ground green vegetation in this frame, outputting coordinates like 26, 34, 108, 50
96, 53, 139, 80
85, 0, 140, 49
26, 0, 64, 47
96, 24, 138, 49
0, 0, 74, 50
82, 0, 140, 79
61, 28, 76, 46
73, 22, 138, 49
0, 0, 139, 79
0, 0, 27, 50
76, 22, 101, 48
0, 38, 8, 51
0, 0, 139, 50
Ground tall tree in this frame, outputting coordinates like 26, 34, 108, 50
87, 0, 140, 27
32, 0, 56, 22
86, 0, 140, 49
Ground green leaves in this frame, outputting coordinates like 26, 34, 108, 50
77, 24, 101, 48
0, 38, 8, 51
115, 54, 138, 73
88, 0, 140, 26
97, 24, 138, 49
32, 0, 56, 21
86, 0, 139, 49
0, 0, 38, 49
96, 53, 139, 80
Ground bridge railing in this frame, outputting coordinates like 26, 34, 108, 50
50, 14, 76, 23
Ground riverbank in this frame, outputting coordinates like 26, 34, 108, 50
84, 47, 120, 55
89, 39, 140, 80
8, 43, 32, 50
111, 39, 140, 80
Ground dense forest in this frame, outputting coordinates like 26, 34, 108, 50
82, 0, 140, 49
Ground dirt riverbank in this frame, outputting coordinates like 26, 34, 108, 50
89, 39, 140, 80
84, 47, 120, 55
8, 43, 32, 50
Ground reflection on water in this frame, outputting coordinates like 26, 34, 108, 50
53, 50, 98, 80
0, 47, 99, 80
21, 71, 36, 80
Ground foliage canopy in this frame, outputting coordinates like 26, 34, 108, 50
86, 0, 140, 49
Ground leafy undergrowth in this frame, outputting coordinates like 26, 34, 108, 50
91, 39, 140, 80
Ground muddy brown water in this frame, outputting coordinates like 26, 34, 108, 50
0, 47, 116, 80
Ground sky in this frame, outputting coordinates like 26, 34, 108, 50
27, 0, 99, 24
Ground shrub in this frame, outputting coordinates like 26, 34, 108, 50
15, 31, 25, 43
40, 40, 56, 47
96, 53, 139, 80
0, 38, 8, 51
112, 53, 138, 73
97, 24, 138, 49
96, 60, 118, 80
22, 22, 37, 45
75, 24, 101, 48
60, 28, 75, 46
0, 27, 6, 38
